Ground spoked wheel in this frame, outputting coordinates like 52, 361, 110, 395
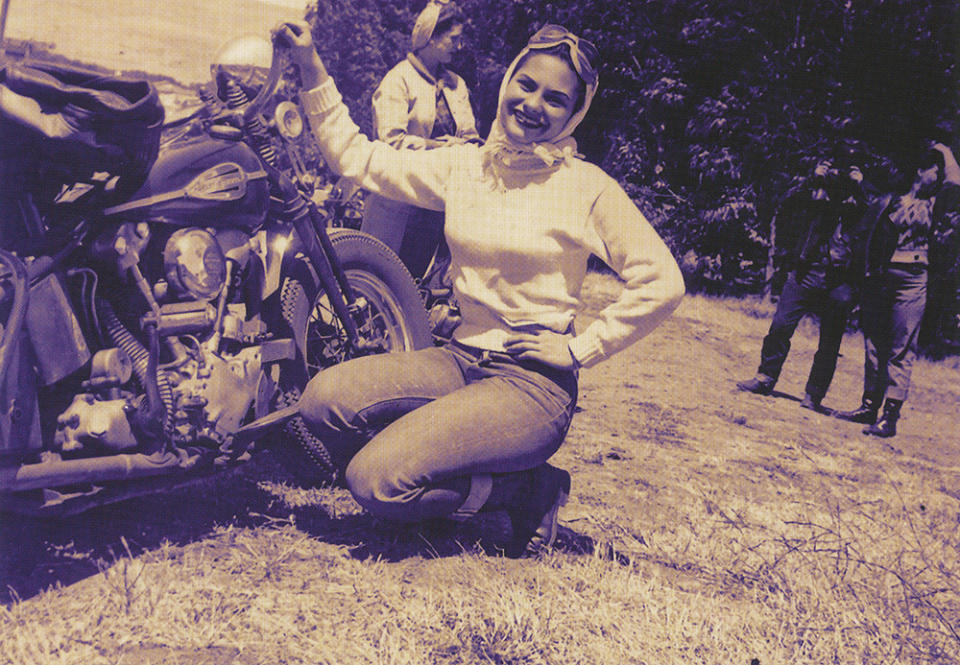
275, 229, 432, 484
303, 263, 424, 370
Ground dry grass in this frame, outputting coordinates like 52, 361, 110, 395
2, 274, 959, 665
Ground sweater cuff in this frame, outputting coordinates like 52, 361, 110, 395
300, 78, 342, 116
568, 334, 605, 369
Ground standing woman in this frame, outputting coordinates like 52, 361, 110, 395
836, 142, 960, 437
361, 0, 479, 277
278, 21, 685, 556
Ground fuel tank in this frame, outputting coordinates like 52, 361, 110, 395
103, 135, 270, 229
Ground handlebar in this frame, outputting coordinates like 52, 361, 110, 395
243, 39, 286, 121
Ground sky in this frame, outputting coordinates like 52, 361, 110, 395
2, 0, 312, 83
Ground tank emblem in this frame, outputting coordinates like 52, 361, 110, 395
103, 163, 268, 216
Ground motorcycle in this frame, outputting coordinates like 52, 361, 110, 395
0, 34, 432, 516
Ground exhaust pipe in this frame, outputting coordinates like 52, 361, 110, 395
0, 450, 183, 493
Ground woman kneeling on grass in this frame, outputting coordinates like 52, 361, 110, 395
278, 20, 685, 557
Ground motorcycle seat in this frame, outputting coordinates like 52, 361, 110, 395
0, 61, 165, 190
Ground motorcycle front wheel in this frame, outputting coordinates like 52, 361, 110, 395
276, 229, 432, 484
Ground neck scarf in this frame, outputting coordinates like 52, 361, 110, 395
406, 52, 456, 89
480, 44, 598, 189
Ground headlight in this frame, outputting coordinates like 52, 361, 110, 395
274, 101, 303, 139
163, 228, 227, 300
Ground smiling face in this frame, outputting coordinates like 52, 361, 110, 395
499, 52, 583, 144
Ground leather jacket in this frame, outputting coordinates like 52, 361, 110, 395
779, 186, 865, 280
856, 181, 960, 280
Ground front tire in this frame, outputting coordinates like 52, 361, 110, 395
277, 229, 432, 484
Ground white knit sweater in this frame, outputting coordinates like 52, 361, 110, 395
302, 79, 684, 368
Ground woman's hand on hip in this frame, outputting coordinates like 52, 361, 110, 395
274, 20, 328, 90
503, 331, 578, 370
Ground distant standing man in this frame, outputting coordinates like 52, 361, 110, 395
836, 142, 960, 437
738, 158, 868, 410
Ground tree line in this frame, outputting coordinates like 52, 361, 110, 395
305, 0, 959, 355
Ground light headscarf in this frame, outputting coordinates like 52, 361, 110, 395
481, 26, 600, 189
411, 0, 455, 51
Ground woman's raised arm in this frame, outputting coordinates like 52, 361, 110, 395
276, 21, 454, 210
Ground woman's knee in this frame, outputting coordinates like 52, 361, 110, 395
344, 450, 418, 520
298, 364, 359, 434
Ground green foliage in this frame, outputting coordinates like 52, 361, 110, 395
307, 0, 418, 137
303, 0, 958, 350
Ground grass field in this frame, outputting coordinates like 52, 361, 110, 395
1, 273, 958, 664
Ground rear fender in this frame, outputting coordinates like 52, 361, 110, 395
0, 329, 42, 455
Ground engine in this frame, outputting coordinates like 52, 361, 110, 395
54, 338, 263, 455
50, 220, 269, 459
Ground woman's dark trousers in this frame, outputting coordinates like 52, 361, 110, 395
757, 268, 854, 401
860, 264, 927, 403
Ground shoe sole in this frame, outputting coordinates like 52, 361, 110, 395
837, 413, 877, 424
542, 487, 569, 549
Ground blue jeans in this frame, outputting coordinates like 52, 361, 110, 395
298, 341, 578, 522
861, 263, 928, 402
757, 268, 855, 400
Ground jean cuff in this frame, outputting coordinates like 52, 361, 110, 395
450, 473, 493, 521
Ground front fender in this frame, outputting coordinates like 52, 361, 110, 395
256, 227, 298, 300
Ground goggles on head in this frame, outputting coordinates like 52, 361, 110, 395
527, 24, 600, 87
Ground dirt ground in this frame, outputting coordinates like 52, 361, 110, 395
1, 274, 958, 664
2, 274, 957, 599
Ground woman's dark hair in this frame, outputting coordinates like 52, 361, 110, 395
903, 146, 947, 191
513, 44, 587, 113
918, 147, 946, 173
433, 4, 464, 39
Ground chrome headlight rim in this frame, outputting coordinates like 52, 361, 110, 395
162, 227, 227, 301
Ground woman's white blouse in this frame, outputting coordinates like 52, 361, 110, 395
371, 55, 479, 149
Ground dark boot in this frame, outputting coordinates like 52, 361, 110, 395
736, 374, 776, 395
800, 393, 822, 412
835, 394, 880, 424
864, 399, 902, 438
484, 465, 571, 557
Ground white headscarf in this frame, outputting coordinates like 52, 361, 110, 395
411, 0, 451, 50
480, 43, 599, 188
